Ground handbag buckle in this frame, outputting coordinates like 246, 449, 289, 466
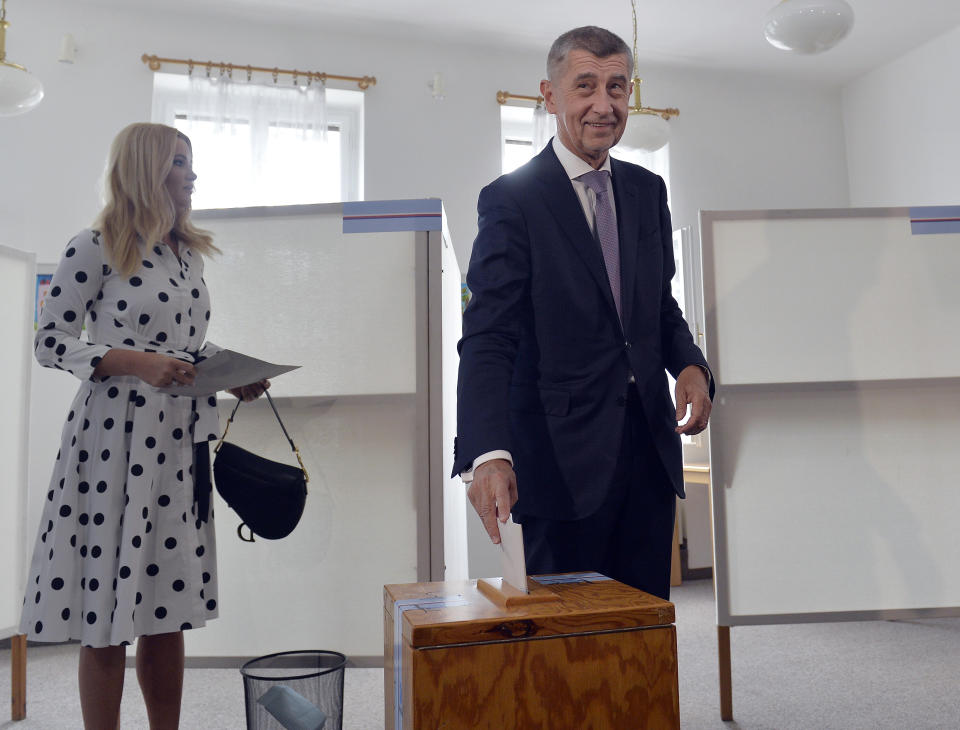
294, 447, 309, 487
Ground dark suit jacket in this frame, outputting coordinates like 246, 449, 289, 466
453, 141, 714, 521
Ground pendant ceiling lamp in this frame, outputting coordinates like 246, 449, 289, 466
616, 0, 678, 153
763, 0, 855, 54
0, 0, 43, 117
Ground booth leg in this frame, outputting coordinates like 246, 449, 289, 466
670, 504, 682, 587
718, 625, 732, 721
12, 633, 26, 721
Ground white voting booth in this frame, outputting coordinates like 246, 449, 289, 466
1, 244, 34, 719
701, 206, 960, 719
187, 199, 465, 662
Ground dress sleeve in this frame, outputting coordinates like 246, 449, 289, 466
196, 341, 222, 361
34, 230, 112, 381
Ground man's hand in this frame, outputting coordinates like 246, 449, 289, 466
467, 458, 518, 545
675, 365, 712, 435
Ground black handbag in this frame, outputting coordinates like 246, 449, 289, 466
213, 390, 308, 542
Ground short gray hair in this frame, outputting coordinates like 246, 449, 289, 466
547, 26, 633, 81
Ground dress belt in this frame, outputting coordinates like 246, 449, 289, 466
185, 349, 212, 524
193, 440, 211, 524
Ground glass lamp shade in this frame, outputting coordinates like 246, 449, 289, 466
616, 110, 670, 153
0, 62, 44, 116
763, 0, 854, 54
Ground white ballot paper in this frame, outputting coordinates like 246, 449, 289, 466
499, 515, 528, 593
155, 349, 299, 396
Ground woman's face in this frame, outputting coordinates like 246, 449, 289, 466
164, 137, 196, 215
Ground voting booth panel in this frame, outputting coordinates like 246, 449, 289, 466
701, 207, 960, 626
1, 245, 34, 722
0, 245, 35, 638
705, 212, 960, 386
199, 207, 417, 398
711, 382, 960, 619
181, 201, 464, 660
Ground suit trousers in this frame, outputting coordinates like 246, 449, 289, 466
515, 386, 677, 600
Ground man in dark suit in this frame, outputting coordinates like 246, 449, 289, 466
453, 26, 714, 600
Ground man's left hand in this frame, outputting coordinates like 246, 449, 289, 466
675, 365, 711, 435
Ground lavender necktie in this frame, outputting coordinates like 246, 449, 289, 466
578, 169, 621, 319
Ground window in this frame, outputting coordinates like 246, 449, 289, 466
669, 226, 706, 450
499, 105, 555, 175
151, 72, 363, 208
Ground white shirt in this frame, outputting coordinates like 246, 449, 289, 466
461, 137, 616, 483
551, 136, 618, 240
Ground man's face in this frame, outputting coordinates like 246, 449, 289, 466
541, 50, 632, 168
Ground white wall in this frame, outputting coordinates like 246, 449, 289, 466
843, 25, 960, 207
671, 71, 850, 226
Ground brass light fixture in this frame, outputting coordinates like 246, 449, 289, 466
616, 0, 678, 153
763, 0, 855, 54
0, 0, 43, 116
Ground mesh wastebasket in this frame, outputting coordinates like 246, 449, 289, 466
240, 650, 346, 730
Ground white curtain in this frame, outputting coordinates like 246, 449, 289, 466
151, 69, 346, 208
177, 70, 328, 199
184, 69, 328, 140
532, 103, 556, 154
610, 142, 670, 192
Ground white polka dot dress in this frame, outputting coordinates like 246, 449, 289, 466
20, 229, 223, 648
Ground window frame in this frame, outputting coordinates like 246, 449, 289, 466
151, 72, 364, 206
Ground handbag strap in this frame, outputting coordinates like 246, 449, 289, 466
214, 390, 309, 484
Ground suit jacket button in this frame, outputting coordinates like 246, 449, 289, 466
624, 341, 632, 350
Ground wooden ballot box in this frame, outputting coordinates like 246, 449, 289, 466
383, 573, 680, 729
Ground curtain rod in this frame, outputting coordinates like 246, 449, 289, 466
497, 91, 543, 106
141, 54, 377, 90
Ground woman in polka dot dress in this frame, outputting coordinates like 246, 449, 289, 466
20, 123, 268, 729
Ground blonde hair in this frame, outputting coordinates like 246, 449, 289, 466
94, 122, 219, 277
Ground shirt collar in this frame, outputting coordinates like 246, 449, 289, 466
552, 136, 613, 182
